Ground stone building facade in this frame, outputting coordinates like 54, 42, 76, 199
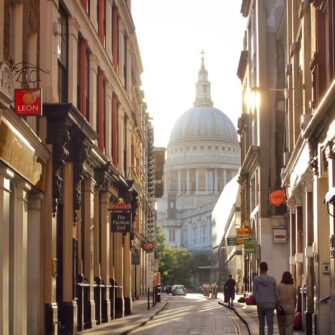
0, 1, 154, 334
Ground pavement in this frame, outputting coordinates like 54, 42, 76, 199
79, 293, 306, 335
79, 295, 169, 335
218, 294, 305, 335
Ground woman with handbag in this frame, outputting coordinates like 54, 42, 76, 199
276, 271, 297, 335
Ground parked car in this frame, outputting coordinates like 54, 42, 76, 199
171, 285, 186, 296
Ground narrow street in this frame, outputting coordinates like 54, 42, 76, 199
129, 294, 249, 335
85, 293, 249, 335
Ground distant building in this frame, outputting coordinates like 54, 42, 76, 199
157, 55, 240, 254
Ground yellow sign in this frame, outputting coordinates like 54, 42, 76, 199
0, 117, 45, 188
236, 227, 252, 245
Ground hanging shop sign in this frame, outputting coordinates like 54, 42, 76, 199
227, 236, 237, 246
269, 189, 285, 206
244, 238, 257, 254
236, 227, 252, 244
143, 242, 154, 252
273, 228, 287, 243
0, 116, 45, 188
111, 203, 132, 232
15, 88, 42, 116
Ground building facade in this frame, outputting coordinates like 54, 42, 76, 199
282, 1, 335, 334
238, 1, 335, 333
0, 0, 155, 334
157, 56, 240, 253
237, 0, 289, 290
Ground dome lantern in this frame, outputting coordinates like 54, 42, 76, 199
194, 50, 213, 107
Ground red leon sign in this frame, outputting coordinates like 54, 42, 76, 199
15, 88, 42, 116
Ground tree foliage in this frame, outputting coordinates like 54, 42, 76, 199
155, 227, 213, 287
155, 226, 192, 286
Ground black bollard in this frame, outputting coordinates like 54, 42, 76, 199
147, 287, 150, 310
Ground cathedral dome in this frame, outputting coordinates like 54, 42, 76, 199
168, 52, 237, 146
169, 105, 237, 145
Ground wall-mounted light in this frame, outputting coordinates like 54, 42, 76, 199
324, 186, 335, 217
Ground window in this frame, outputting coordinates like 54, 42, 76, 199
97, 0, 106, 47
97, 69, 106, 149
124, 33, 127, 88
10, 4, 23, 65
112, 94, 119, 166
77, 37, 90, 120
112, 4, 119, 72
169, 229, 175, 242
81, 0, 90, 15
57, 5, 68, 102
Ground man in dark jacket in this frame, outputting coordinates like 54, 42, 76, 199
253, 262, 277, 335
224, 275, 236, 306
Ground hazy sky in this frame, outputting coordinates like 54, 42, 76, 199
132, 1, 246, 147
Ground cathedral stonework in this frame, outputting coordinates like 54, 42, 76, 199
157, 55, 240, 253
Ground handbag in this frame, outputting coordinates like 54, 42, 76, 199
276, 304, 285, 315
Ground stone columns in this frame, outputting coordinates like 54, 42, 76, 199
196, 169, 199, 194
123, 234, 132, 315
215, 169, 218, 193
186, 169, 190, 195
287, 197, 296, 277
101, 192, 111, 322
295, 199, 303, 290
304, 176, 314, 335
13, 180, 31, 335
27, 192, 44, 334
114, 233, 124, 318
0, 167, 14, 335
83, 179, 96, 327
61, 162, 77, 333
177, 170, 181, 195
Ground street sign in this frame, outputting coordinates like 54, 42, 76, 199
236, 227, 252, 244
227, 236, 237, 246
111, 210, 132, 232
15, 88, 42, 116
244, 238, 257, 254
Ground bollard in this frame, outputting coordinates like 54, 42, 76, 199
147, 287, 150, 310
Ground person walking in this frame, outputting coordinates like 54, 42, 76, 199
225, 275, 236, 306
276, 271, 297, 335
253, 262, 277, 335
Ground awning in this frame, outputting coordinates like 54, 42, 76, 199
324, 187, 335, 203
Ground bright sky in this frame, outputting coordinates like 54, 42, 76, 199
132, 1, 246, 147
